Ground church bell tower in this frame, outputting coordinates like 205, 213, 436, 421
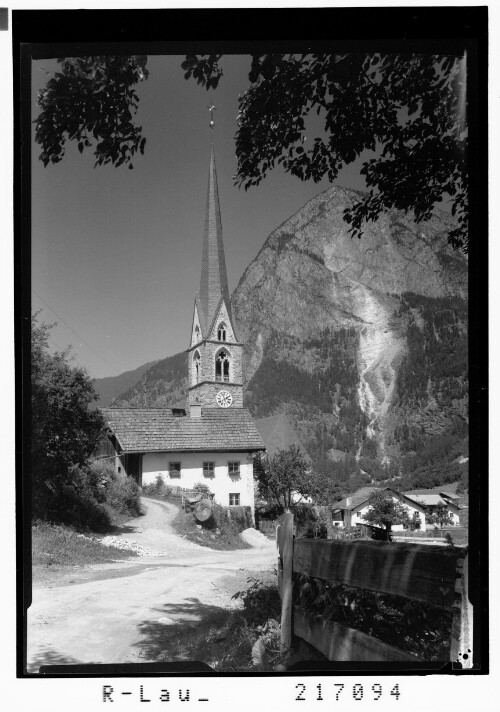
187, 127, 244, 410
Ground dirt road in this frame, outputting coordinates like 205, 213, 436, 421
27, 498, 276, 672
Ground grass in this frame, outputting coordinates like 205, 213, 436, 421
144, 494, 252, 551
32, 520, 137, 572
181, 570, 282, 671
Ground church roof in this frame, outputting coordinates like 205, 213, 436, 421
101, 407, 265, 453
254, 413, 312, 463
198, 143, 231, 336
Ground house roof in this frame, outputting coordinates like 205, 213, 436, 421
333, 487, 430, 513
254, 413, 312, 463
404, 492, 458, 507
440, 491, 460, 500
333, 486, 382, 511
102, 407, 265, 453
404, 493, 448, 507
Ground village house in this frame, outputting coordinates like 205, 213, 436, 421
101, 140, 265, 514
403, 490, 461, 526
331, 486, 461, 532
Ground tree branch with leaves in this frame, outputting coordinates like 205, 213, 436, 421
35, 52, 468, 251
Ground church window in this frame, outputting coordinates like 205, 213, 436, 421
193, 350, 201, 383
169, 462, 181, 478
194, 324, 200, 341
229, 493, 240, 506
217, 322, 227, 341
215, 351, 230, 382
228, 461, 240, 476
203, 461, 215, 477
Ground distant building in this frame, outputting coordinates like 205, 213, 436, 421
331, 486, 461, 532
402, 490, 461, 526
101, 140, 265, 513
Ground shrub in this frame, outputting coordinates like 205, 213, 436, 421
210, 504, 253, 534
445, 532, 455, 547
52, 481, 112, 533
105, 473, 142, 516
193, 482, 212, 498
142, 474, 171, 497
233, 573, 281, 627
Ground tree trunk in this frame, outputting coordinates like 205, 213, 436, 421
193, 499, 213, 523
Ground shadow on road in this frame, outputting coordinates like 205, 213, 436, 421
136, 597, 235, 666
27, 647, 97, 674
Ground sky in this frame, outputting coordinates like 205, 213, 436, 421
32, 54, 369, 379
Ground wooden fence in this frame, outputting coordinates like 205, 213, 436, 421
277, 511, 472, 666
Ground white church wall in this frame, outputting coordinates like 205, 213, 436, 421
142, 450, 255, 512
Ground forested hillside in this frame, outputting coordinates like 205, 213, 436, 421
112, 351, 187, 408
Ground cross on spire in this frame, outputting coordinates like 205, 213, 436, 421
207, 100, 216, 129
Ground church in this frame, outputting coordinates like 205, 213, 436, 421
101, 137, 265, 514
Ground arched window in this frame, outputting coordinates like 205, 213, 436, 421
193, 350, 201, 383
194, 324, 200, 341
215, 351, 230, 382
217, 322, 227, 341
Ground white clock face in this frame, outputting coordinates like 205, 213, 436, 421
216, 390, 233, 408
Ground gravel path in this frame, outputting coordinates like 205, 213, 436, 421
27, 498, 276, 672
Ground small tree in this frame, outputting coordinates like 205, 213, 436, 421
362, 491, 410, 537
408, 510, 422, 532
253, 445, 310, 513
31, 313, 105, 520
426, 503, 452, 528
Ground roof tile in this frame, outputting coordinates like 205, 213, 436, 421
102, 407, 265, 453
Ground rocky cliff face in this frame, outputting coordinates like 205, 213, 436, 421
232, 186, 467, 468
114, 186, 468, 490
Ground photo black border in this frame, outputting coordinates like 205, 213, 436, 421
14, 5, 488, 679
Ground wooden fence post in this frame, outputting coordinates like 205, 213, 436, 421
280, 511, 294, 653
325, 507, 334, 539
450, 552, 473, 668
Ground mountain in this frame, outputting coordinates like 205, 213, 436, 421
93, 360, 159, 406
109, 186, 468, 492
111, 351, 187, 408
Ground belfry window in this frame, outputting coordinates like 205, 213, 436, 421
217, 322, 227, 341
194, 325, 201, 341
215, 351, 230, 382
193, 351, 201, 383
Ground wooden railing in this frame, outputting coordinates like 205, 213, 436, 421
276, 512, 472, 666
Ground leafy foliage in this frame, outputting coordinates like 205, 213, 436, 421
185, 53, 468, 251
362, 491, 411, 533
35, 56, 149, 169
193, 482, 212, 498
142, 473, 172, 497
31, 314, 105, 522
426, 503, 453, 528
35, 53, 468, 250
293, 574, 453, 660
253, 445, 310, 512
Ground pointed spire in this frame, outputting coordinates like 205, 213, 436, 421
199, 142, 230, 334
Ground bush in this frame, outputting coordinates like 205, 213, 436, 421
105, 473, 142, 516
50, 481, 112, 533
210, 504, 252, 534
142, 474, 171, 497
193, 482, 212, 498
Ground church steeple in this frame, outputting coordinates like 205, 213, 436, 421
198, 142, 231, 335
187, 133, 244, 411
